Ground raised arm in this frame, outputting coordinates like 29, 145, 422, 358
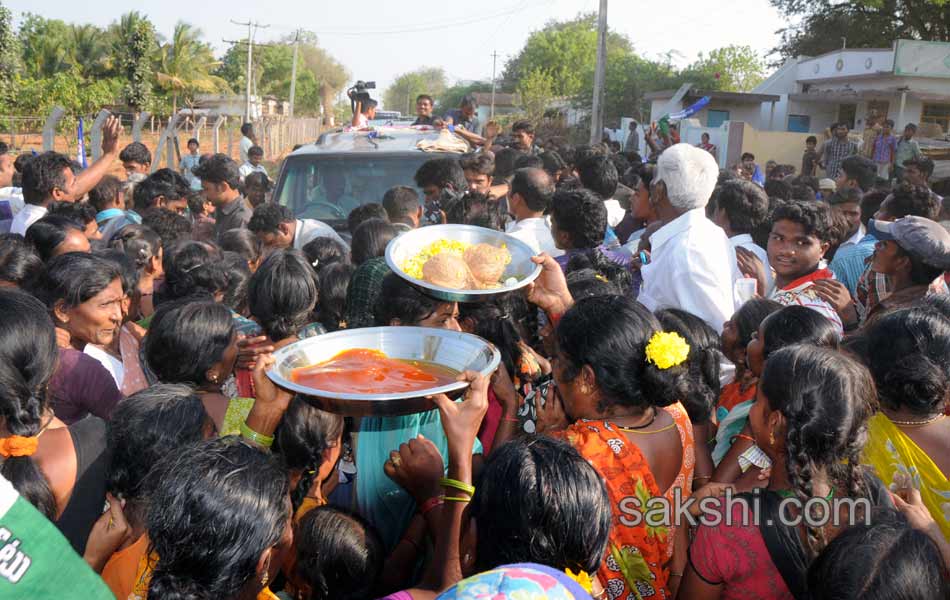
68, 115, 121, 200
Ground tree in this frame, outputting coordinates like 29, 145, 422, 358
0, 2, 19, 109
69, 24, 110, 79
517, 68, 554, 122
383, 67, 447, 114
18, 14, 72, 79
111, 12, 156, 112
769, 0, 950, 64
682, 45, 766, 92
155, 22, 228, 113
436, 82, 494, 115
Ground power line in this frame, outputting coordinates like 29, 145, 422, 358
230, 20, 271, 122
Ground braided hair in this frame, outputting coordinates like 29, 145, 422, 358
760, 345, 875, 555
273, 397, 344, 513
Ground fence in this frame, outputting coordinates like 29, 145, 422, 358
0, 108, 323, 173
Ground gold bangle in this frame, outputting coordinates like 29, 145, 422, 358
240, 421, 274, 448
442, 495, 472, 503
439, 477, 475, 496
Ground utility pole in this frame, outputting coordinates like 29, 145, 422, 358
490, 50, 499, 120
289, 29, 301, 117
231, 19, 270, 122
589, 0, 608, 145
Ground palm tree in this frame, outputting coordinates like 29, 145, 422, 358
155, 22, 228, 114
70, 24, 110, 78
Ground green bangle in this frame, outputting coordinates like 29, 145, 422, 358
443, 495, 472, 503
439, 477, 475, 496
240, 421, 274, 448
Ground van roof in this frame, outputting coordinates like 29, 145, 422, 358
291, 127, 449, 155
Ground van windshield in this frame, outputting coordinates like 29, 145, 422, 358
274, 155, 430, 224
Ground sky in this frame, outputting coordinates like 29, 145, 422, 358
17, 0, 788, 109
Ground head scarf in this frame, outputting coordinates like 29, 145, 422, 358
435, 563, 592, 600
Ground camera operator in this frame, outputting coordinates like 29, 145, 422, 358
348, 81, 378, 129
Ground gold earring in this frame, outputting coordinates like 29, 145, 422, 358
261, 572, 269, 588
769, 430, 776, 447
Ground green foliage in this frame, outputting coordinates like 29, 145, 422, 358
115, 13, 156, 112
18, 13, 72, 79
0, 2, 18, 109
517, 68, 555, 121
770, 0, 950, 64
682, 45, 766, 92
11, 70, 121, 115
155, 22, 228, 112
383, 67, 447, 115
436, 82, 494, 115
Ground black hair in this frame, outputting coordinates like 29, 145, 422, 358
350, 218, 397, 266
492, 148, 520, 182
187, 138, 199, 147
243, 171, 271, 193
840, 155, 877, 192
95, 248, 139, 297
790, 184, 817, 203
110, 224, 162, 271
48, 200, 97, 227
119, 142, 151, 165
141, 208, 192, 249
472, 436, 611, 574
247, 145, 264, 158
730, 298, 783, 351
859, 190, 889, 227
763, 179, 792, 202
539, 151, 567, 179
107, 384, 207, 506
316, 262, 353, 332
896, 243, 945, 286
716, 180, 769, 235
741, 152, 755, 161
35, 252, 121, 313
761, 345, 875, 555
770, 200, 835, 243
0, 289, 58, 518
413, 157, 466, 192
13, 152, 32, 173
146, 437, 289, 600
558, 295, 690, 411
133, 170, 186, 212
511, 120, 534, 135
221, 252, 252, 315
459, 152, 495, 176
620, 168, 641, 191
302, 236, 350, 274
219, 228, 264, 268
88, 175, 125, 212
248, 203, 295, 235
917, 293, 950, 320
374, 273, 443, 326
458, 298, 526, 377
0, 235, 43, 288
145, 299, 235, 386
445, 191, 505, 231
241, 123, 254, 136
564, 250, 633, 296
346, 203, 389, 236
806, 135, 817, 144
550, 188, 607, 249
294, 506, 384, 600
857, 307, 950, 416
416, 94, 433, 104
23, 215, 84, 262
760, 305, 840, 361
159, 241, 228, 304
248, 249, 318, 342
510, 167, 554, 213
187, 192, 207, 216
577, 155, 619, 200
826, 188, 863, 212
881, 182, 939, 220
273, 397, 344, 513
903, 157, 935, 178
193, 153, 241, 190
565, 268, 623, 300
514, 154, 544, 170
381, 186, 420, 224
460, 93, 477, 108
21, 151, 73, 206
807, 509, 947, 600
361, 98, 378, 112
655, 309, 723, 424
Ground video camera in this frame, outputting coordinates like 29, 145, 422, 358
347, 80, 376, 113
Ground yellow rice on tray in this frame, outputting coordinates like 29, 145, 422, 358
401, 239, 471, 280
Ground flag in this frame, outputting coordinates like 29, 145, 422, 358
76, 117, 88, 169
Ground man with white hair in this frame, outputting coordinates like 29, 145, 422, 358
638, 143, 740, 332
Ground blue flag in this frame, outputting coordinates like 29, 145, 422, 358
76, 117, 88, 168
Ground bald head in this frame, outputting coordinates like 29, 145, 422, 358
510, 167, 554, 217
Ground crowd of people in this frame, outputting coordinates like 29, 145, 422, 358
1, 101, 950, 600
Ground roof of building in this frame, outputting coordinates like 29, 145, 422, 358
471, 92, 520, 107
644, 89, 781, 103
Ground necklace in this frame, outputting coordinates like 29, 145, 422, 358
890, 413, 946, 428
614, 407, 658, 432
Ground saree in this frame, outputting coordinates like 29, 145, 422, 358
712, 380, 757, 466
863, 413, 950, 540
559, 403, 694, 600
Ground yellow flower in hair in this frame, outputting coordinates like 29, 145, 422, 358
563, 568, 593, 593
645, 331, 690, 370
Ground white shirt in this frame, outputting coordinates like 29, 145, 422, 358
293, 218, 347, 251
0, 187, 23, 214
239, 162, 268, 181
83, 345, 125, 389
841, 223, 866, 248
240, 136, 254, 163
603, 199, 626, 228
730, 233, 774, 295
639, 208, 741, 333
9, 204, 48, 235
505, 217, 563, 257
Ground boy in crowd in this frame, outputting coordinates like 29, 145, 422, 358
193, 153, 251, 242
119, 142, 151, 182
414, 157, 467, 225
187, 192, 216, 243
819, 122, 858, 179
133, 169, 190, 215
382, 185, 422, 232
243, 172, 271, 208
713, 180, 773, 294
180, 138, 202, 191
741, 152, 764, 186
412, 94, 436, 126
239, 123, 255, 163
826, 187, 865, 248
239, 146, 267, 182
577, 154, 623, 228
893, 122, 922, 182
460, 153, 495, 196
510, 120, 538, 155
505, 167, 560, 257
871, 119, 898, 180
767, 200, 843, 333
801, 136, 819, 176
